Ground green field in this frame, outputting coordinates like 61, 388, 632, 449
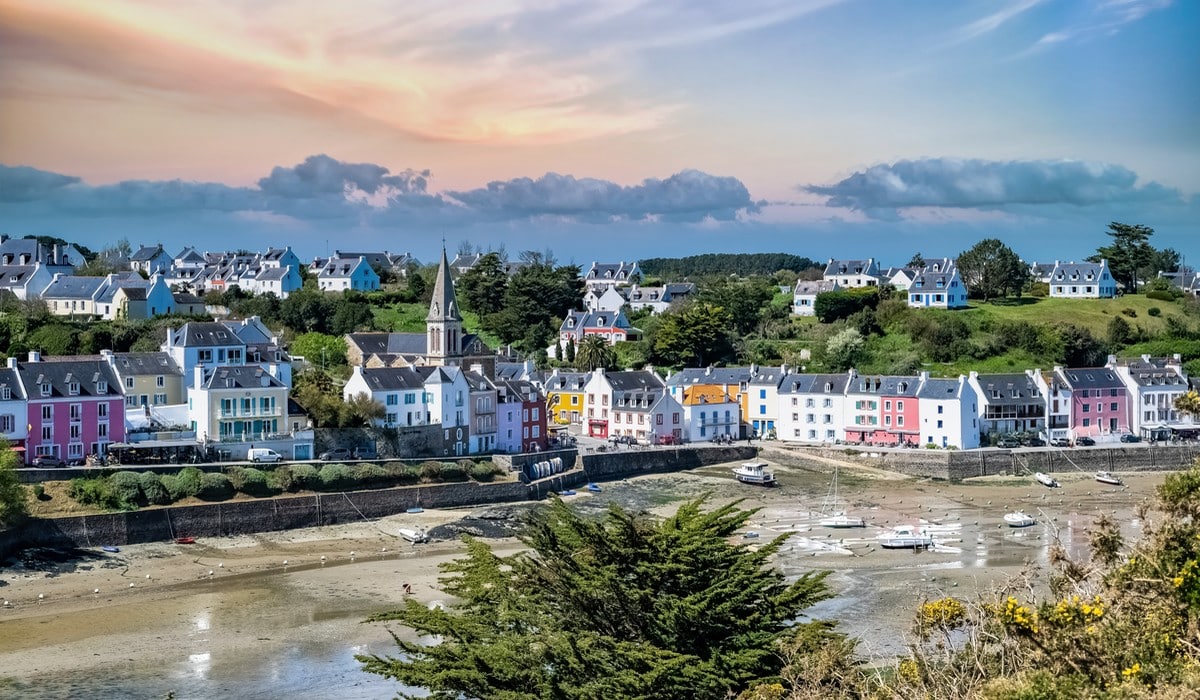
371, 303, 502, 348
958, 294, 1185, 337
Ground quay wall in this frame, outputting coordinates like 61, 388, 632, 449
2, 446, 750, 558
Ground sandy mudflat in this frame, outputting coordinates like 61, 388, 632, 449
0, 452, 1168, 697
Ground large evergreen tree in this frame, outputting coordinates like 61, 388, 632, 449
955, 238, 1028, 301
1088, 222, 1156, 292
359, 497, 836, 700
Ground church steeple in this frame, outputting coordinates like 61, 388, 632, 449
426, 247, 463, 363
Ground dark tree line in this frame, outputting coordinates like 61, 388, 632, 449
455, 251, 584, 353
639, 252, 819, 279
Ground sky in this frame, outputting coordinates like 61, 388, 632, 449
1, 0, 1197, 267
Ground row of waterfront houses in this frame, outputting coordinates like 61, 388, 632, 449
538, 354, 1196, 448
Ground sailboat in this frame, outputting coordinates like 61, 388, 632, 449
819, 466, 865, 528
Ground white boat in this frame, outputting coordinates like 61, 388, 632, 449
742, 531, 760, 539
399, 528, 428, 544
877, 525, 933, 549
732, 460, 776, 486
819, 466, 864, 528
1004, 511, 1036, 528
1095, 471, 1123, 486
1034, 472, 1060, 488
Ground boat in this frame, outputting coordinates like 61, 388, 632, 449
586, 483, 602, 493
101, 546, 120, 553
819, 466, 865, 528
174, 537, 196, 545
1034, 472, 1060, 488
732, 460, 776, 486
876, 525, 934, 549
742, 531, 760, 539
1003, 511, 1036, 528
559, 489, 576, 496
1095, 471, 1123, 486
399, 528, 428, 544
405, 507, 425, 514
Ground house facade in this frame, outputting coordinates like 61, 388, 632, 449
495, 379, 547, 453
678, 386, 739, 442
823, 258, 880, 287
342, 366, 432, 429
15, 353, 125, 463
102, 350, 185, 409
583, 369, 666, 439
1110, 355, 1193, 440
844, 374, 921, 446
188, 364, 306, 459
792, 280, 838, 317
558, 310, 641, 347
969, 372, 1046, 440
777, 373, 850, 445
583, 261, 641, 292
746, 365, 788, 438
666, 366, 756, 438
1048, 260, 1117, 298
916, 375, 979, 449
317, 256, 380, 292
1053, 366, 1131, 441
130, 244, 171, 276
907, 259, 968, 309
0, 366, 29, 453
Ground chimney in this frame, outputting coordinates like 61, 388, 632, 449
5, 357, 15, 369
27, 351, 41, 363
100, 349, 113, 361
194, 364, 205, 389
267, 362, 279, 379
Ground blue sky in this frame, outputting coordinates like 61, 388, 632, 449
0, 0, 1196, 267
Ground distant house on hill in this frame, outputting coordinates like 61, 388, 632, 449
1048, 260, 1117, 298
823, 258, 879, 288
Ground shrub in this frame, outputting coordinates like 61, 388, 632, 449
353, 463, 391, 489
269, 465, 296, 492
68, 477, 110, 507
139, 471, 171, 505
234, 467, 274, 497
1146, 290, 1176, 302
109, 471, 145, 509
318, 463, 354, 491
396, 465, 421, 485
440, 463, 467, 481
197, 472, 234, 500
1121, 307, 1137, 318
32, 483, 47, 501
288, 463, 320, 490
419, 461, 442, 481
1148, 307, 1162, 317
173, 467, 204, 499
469, 463, 498, 482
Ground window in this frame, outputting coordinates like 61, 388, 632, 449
885, 415, 891, 425
405, 393, 416, 405
98, 403, 108, 418
759, 405, 765, 415
897, 401, 904, 411
1110, 402, 1118, 412
885, 400, 892, 411
154, 393, 167, 405
673, 413, 680, 424
42, 405, 52, 421
823, 398, 832, 408
898, 416, 904, 426
1110, 389, 1119, 397
68, 382, 79, 395
41, 426, 52, 440
1083, 404, 1090, 413
70, 404, 82, 420
198, 350, 213, 363
759, 389, 766, 399
156, 375, 165, 388
40, 383, 50, 397
937, 405, 944, 414
532, 407, 539, 420
0, 415, 12, 432
0, 387, 8, 400
68, 443, 84, 458
386, 394, 398, 406
937, 420, 943, 428
1083, 418, 1091, 427
97, 381, 107, 394
125, 377, 135, 389
70, 424, 81, 440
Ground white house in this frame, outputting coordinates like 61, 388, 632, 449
1110, 354, 1193, 439
916, 374, 979, 449
317, 256, 380, 292
777, 373, 851, 445
626, 283, 696, 314
129, 244, 172, 276
747, 364, 788, 438
0, 263, 53, 300
792, 280, 838, 317
678, 387, 740, 442
163, 321, 248, 380
1048, 260, 1117, 298
250, 265, 302, 299
583, 286, 628, 313
342, 365, 432, 428
583, 261, 642, 292
907, 259, 968, 309
0, 365, 29, 450
419, 365, 471, 456
882, 267, 917, 291
823, 258, 880, 288
260, 247, 302, 271
583, 368, 666, 439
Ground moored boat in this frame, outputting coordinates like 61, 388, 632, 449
732, 460, 776, 486
399, 527, 428, 544
174, 537, 196, 545
1095, 471, 1123, 486
586, 483, 602, 493
101, 545, 120, 553
820, 513, 866, 528
877, 525, 933, 549
1034, 472, 1060, 488
1004, 511, 1036, 528
559, 489, 576, 496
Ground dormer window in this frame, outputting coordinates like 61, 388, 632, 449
41, 383, 51, 396
97, 381, 107, 394
0, 387, 9, 401
68, 382, 80, 395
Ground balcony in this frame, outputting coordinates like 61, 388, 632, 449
219, 407, 283, 419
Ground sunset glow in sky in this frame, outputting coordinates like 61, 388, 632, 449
1, 0, 1196, 263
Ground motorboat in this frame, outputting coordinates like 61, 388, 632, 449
877, 525, 933, 550
1034, 472, 1060, 488
1095, 471, 1123, 486
733, 460, 776, 486
586, 483, 603, 493
101, 546, 121, 553
399, 528, 428, 544
1004, 511, 1036, 528
820, 513, 866, 528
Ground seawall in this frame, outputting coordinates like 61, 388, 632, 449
1, 446, 755, 558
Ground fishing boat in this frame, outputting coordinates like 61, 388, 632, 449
732, 460, 776, 486
1034, 472, 1060, 488
1003, 511, 1036, 528
399, 528, 428, 544
174, 537, 196, 545
101, 546, 120, 553
876, 525, 933, 550
1095, 471, 1123, 486
819, 466, 865, 528
585, 483, 602, 493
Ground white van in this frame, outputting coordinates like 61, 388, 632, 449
247, 448, 283, 463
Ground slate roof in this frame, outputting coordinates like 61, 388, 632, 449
119, 287, 148, 301
544, 371, 588, 392
255, 267, 291, 281
778, 373, 850, 395
793, 280, 838, 295
427, 248, 462, 322
15, 359, 122, 399
666, 366, 755, 388
0, 265, 40, 289
0, 368, 27, 400
604, 370, 665, 392
1050, 261, 1108, 282
824, 258, 876, 276
916, 378, 961, 399
318, 256, 366, 279
848, 375, 921, 397
131, 245, 165, 262
169, 322, 244, 348
559, 310, 639, 336
975, 373, 1042, 404
202, 365, 285, 390
357, 367, 428, 391
585, 261, 639, 282
1060, 367, 1127, 391
109, 352, 180, 377
911, 258, 958, 288
748, 365, 789, 387
41, 275, 105, 299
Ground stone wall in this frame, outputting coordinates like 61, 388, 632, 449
580, 445, 756, 479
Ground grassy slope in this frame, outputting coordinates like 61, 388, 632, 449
371, 303, 503, 348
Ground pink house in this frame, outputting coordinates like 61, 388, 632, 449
845, 374, 921, 446
1054, 367, 1131, 440
15, 353, 125, 463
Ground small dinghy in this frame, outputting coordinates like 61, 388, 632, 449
1004, 511, 1036, 528
399, 527, 428, 544
174, 537, 196, 545
559, 489, 576, 496
101, 546, 120, 553
406, 507, 425, 514
742, 531, 760, 539
585, 483, 602, 493
1095, 471, 1123, 486
1034, 472, 1059, 488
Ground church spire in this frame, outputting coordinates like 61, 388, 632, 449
427, 247, 461, 322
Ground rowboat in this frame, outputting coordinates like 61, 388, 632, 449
1034, 472, 1059, 488
174, 537, 196, 545
102, 546, 121, 553
1003, 511, 1036, 528
1095, 471, 1123, 486
399, 528, 428, 544
586, 483, 602, 493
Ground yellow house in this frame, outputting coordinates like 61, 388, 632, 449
544, 369, 588, 425
102, 350, 185, 408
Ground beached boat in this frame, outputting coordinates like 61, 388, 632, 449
1004, 511, 1036, 528
174, 537, 196, 545
399, 528, 428, 544
742, 531, 760, 539
586, 483, 602, 493
405, 506, 425, 514
1034, 472, 1060, 488
101, 546, 120, 553
559, 489, 577, 496
732, 460, 776, 486
876, 525, 933, 550
819, 466, 865, 528
1095, 471, 1123, 486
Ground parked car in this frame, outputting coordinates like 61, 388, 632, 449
1050, 438, 1071, 448
247, 448, 284, 463
32, 455, 66, 467
1120, 434, 1141, 443
1076, 436, 1096, 446
1021, 437, 1045, 447
318, 448, 352, 461
996, 437, 1020, 449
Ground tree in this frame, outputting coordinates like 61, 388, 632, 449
824, 328, 866, 371
1089, 222, 1156, 292
1057, 325, 1107, 367
575, 335, 617, 371
290, 332, 348, 370
565, 337, 576, 364
455, 252, 508, 318
698, 277, 775, 336
1176, 390, 1200, 420
1106, 315, 1133, 346
0, 440, 30, 526
359, 497, 836, 699
907, 252, 926, 269
813, 288, 880, 324
652, 302, 734, 367
486, 258, 582, 352
341, 393, 386, 427
956, 238, 1028, 301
